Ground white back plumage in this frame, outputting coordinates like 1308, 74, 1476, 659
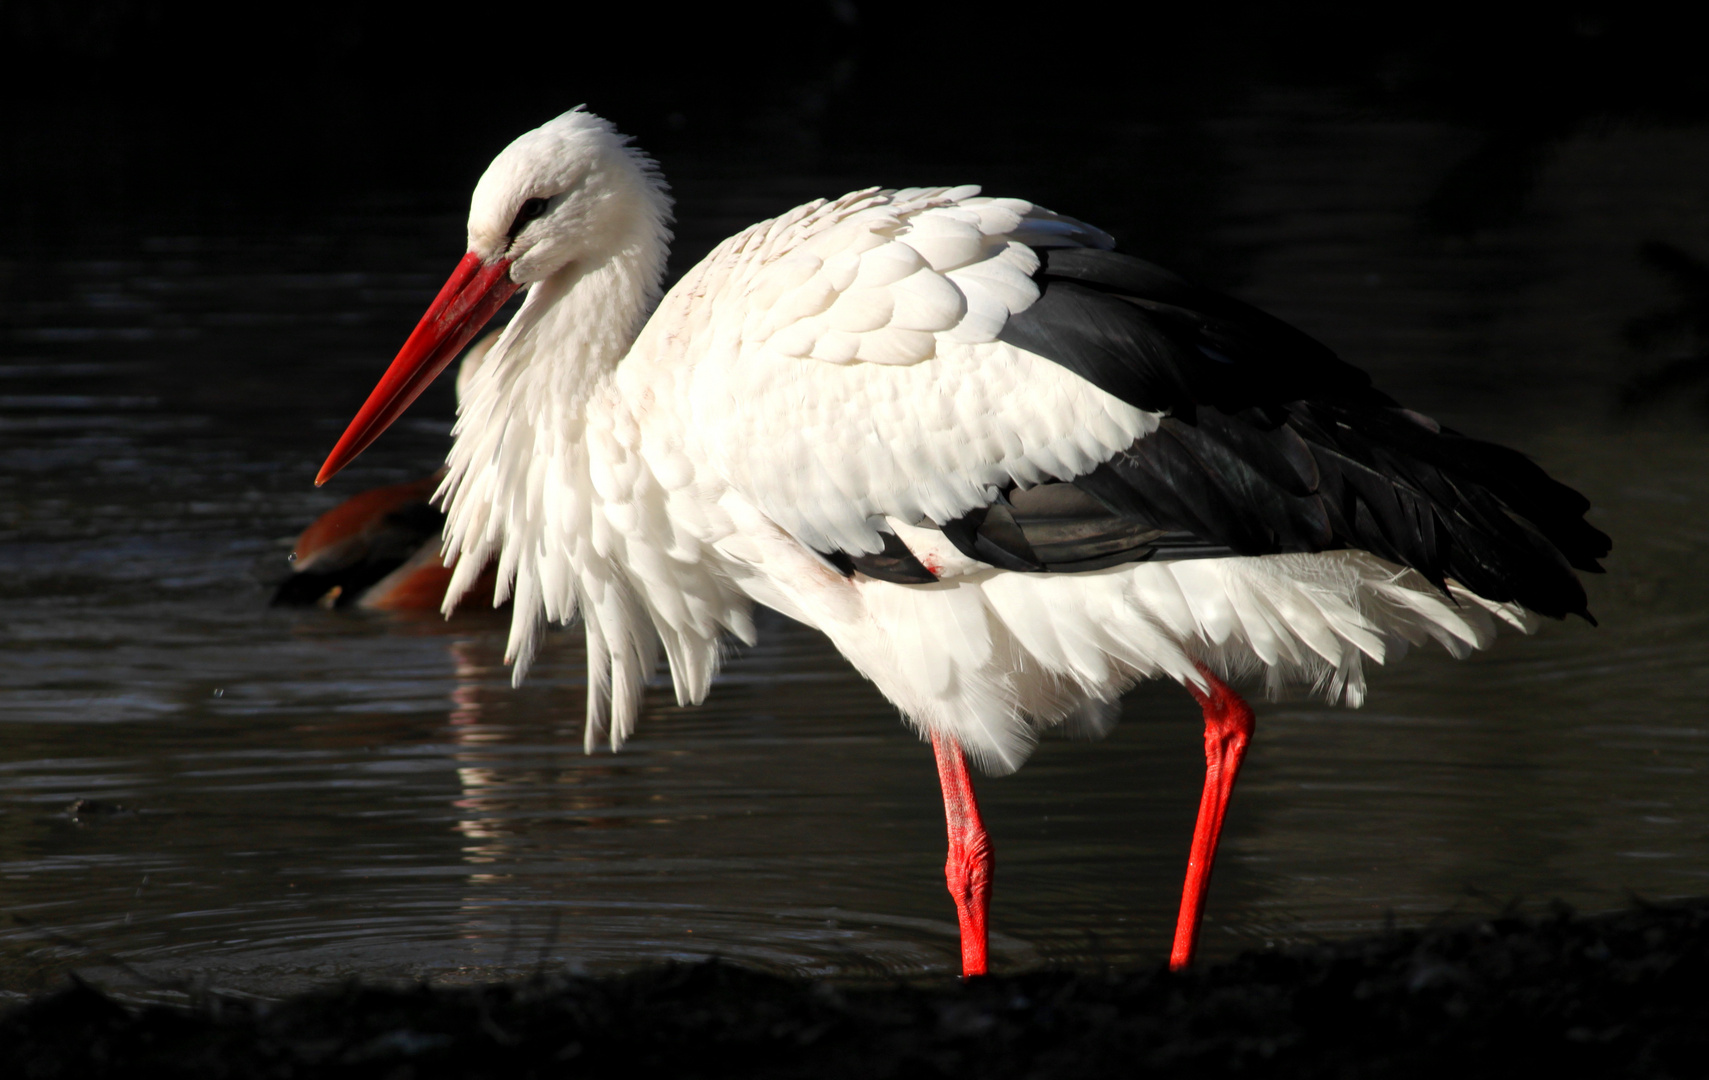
433, 110, 1530, 774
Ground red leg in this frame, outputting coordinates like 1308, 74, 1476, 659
932, 732, 993, 977
1169, 662, 1256, 971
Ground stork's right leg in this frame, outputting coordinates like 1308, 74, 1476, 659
1169, 662, 1256, 971
932, 732, 993, 977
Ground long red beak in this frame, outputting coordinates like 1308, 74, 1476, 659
316, 252, 518, 485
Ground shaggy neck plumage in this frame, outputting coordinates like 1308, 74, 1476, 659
437, 175, 671, 645
506, 193, 672, 413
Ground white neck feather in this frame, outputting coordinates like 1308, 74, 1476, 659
436, 189, 671, 668
502, 197, 672, 409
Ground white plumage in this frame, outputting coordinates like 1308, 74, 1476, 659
407, 110, 1530, 774
319, 108, 1601, 974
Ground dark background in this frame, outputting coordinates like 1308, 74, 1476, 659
6, 0, 1706, 260
8, 0, 1708, 441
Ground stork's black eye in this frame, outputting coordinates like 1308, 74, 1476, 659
509, 197, 551, 237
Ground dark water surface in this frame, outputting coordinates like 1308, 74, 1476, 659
4, 94, 1709, 1002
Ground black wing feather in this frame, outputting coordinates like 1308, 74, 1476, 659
815, 247, 1607, 620
999, 250, 1380, 416
820, 531, 940, 584
968, 248, 1608, 620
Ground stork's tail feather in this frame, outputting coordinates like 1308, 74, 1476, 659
854, 549, 1531, 775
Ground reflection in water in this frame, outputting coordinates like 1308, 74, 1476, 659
434, 628, 1017, 981
2, 95, 1709, 1001
450, 639, 509, 859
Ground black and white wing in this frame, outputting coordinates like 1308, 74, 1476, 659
655, 188, 1607, 621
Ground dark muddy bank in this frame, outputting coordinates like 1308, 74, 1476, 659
5, 899, 1706, 1079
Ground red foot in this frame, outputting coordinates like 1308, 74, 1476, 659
932, 733, 993, 977
1169, 661, 1256, 971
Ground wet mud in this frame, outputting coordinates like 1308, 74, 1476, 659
5, 898, 1705, 1079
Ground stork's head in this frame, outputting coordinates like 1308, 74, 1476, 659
316, 108, 667, 485
466, 109, 665, 284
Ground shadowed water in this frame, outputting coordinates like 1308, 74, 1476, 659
3, 94, 1708, 1003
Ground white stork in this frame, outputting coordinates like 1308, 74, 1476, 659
315, 109, 1608, 977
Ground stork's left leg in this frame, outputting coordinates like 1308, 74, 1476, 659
932, 732, 993, 977
1169, 662, 1256, 971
